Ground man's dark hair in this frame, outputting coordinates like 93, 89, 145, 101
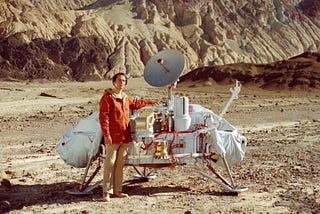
112, 72, 128, 85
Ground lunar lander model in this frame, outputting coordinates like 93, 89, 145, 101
56, 49, 248, 195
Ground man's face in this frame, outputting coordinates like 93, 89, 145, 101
114, 74, 126, 90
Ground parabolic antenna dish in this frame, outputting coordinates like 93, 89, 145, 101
144, 49, 185, 87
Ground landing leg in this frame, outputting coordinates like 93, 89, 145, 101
198, 156, 248, 193
132, 166, 157, 181
65, 145, 105, 196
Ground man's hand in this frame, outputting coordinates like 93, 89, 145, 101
105, 135, 112, 145
150, 100, 160, 106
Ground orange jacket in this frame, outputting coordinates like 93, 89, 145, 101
99, 90, 153, 144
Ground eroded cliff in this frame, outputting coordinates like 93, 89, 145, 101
0, 0, 319, 81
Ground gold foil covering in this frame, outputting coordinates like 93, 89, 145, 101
135, 107, 155, 130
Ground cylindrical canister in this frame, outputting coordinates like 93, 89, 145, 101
174, 96, 191, 131
167, 110, 174, 132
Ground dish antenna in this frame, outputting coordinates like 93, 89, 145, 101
144, 49, 185, 110
144, 49, 185, 87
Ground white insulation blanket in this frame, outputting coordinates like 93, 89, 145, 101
56, 111, 102, 168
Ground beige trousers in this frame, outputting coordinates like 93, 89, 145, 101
103, 143, 129, 194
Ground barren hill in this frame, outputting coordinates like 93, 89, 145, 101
180, 52, 320, 90
0, 0, 319, 83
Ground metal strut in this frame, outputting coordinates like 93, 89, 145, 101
66, 145, 105, 195
132, 166, 157, 180
197, 156, 248, 193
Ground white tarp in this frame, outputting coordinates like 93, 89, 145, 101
206, 129, 247, 167
189, 104, 247, 167
56, 111, 102, 168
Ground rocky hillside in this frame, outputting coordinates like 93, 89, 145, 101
179, 52, 320, 90
0, 0, 319, 81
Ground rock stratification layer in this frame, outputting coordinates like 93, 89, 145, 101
0, 0, 319, 81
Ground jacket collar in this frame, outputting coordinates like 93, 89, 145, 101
112, 89, 126, 103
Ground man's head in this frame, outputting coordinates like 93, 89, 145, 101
112, 73, 128, 90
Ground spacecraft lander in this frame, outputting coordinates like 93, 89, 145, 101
56, 49, 248, 195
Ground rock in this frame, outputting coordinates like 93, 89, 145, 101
1, 178, 11, 188
0, 201, 10, 213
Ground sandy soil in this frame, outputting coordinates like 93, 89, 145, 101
0, 78, 319, 213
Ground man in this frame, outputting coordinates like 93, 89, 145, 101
99, 72, 158, 201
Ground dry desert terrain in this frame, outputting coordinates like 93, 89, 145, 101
0, 78, 319, 213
